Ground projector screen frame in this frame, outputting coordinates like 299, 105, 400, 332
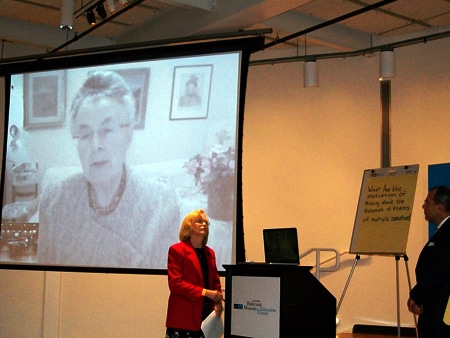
0, 35, 265, 275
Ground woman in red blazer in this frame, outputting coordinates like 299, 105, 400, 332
165, 209, 223, 338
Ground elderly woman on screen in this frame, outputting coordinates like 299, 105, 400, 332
37, 70, 180, 268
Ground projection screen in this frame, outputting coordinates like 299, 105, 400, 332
0, 37, 264, 273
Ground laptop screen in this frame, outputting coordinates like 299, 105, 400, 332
263, 228, 300, 264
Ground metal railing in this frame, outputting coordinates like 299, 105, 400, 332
300, 248, 345, 279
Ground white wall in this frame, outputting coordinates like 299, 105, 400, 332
0, 38, 449, 336
242, 38, 450, 333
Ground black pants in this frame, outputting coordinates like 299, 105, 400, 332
417, 313, 450, 338
165, 327, 205, 338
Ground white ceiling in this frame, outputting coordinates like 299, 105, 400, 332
0, 0, 449, 59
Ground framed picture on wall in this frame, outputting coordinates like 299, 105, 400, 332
24, 70, 66, 129
170, 64, 213, 120
114, 68, 150, 129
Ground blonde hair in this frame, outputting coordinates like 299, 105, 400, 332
179, 209, 209, 245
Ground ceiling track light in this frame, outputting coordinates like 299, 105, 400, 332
106, 0, 116, 13
303, 35, 319, 88
96, 2, 107, 19
119, 0, 129, 6
59, 0, 75, 30
86, 9, 96, 26
379, 49, 396, 81
304, 59, 319, 88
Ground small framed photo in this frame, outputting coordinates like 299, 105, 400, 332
114, 68, 150, 129
24, 70, 66, 129
170, 65, 213, 120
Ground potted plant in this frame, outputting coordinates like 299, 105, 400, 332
184, 131, 235, 221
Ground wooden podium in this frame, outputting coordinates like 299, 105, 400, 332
223, 264, 336, 338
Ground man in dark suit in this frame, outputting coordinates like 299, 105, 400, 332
408, 186, 450, 337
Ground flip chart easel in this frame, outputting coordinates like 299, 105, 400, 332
337, 164, 419, 338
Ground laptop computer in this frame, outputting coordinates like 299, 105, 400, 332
263, 227, 300, 265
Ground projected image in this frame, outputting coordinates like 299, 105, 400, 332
1, 52, 241, 271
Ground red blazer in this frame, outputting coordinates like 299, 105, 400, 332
165, 240, 222, 331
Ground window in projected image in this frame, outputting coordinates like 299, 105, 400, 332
1, 52, 241, 271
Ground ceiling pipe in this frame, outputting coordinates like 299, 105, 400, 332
348, 0, 431, 31
264, 0, 398, 49
0, 27, 448, 68
59, 0, 75, 30
0, 28, 271, 66
250, 30, 450, 67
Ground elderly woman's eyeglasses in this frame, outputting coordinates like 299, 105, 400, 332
195, 220, 210, 226
73, 122, 130, 144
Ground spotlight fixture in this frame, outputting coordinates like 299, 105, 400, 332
379, 49, 395, 81
59, 0, 75, 30
96, 3, 107, 19
86, 9, 96, 26
106, 0, 116, 13
304, 59, 319, 88
119, 0, 129, 6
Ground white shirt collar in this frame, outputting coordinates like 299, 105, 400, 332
437, 215, 450, 230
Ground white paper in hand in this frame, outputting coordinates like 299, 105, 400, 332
201, 311, 224, 338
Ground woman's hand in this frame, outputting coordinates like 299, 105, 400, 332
203, 289, 224, 316
214, 300, 223, 317
204, 289, 223, 303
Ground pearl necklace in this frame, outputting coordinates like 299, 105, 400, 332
87, 167, 127, 217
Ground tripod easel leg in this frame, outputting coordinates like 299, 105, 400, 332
402, 255, 418, 338
337, 254, 360, 315
396, 254, 418, 338
396, 256, 401, 338
337, 254, 417, 337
